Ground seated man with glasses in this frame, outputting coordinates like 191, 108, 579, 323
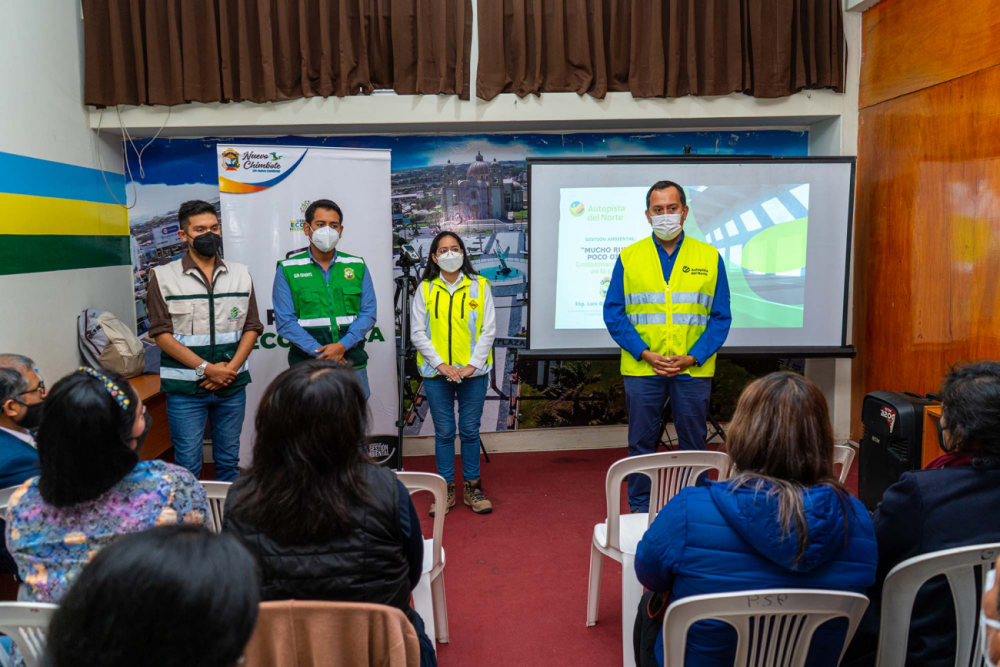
0, 353, 45, 578
0, 353, 44, 487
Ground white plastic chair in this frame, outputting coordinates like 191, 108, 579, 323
832, 444, 856, 485
0, 602, 58, 667
587, 451, 732, 667
874, 542, 1000, 667
200, 481, 232, 534
396, 471, 449, 648
663, 589, 869, 667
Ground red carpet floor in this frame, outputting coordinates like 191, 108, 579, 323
404, 447, 860, 667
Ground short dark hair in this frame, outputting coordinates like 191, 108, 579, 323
646, 181, 687, 210
420, 231, 478, 283
0, 367, 27, 409
939, 361, 1000, 467
305, 199, 344, 225
229, 361, 370, 544
44, 525, 260, 667
37, 370, 139, 507
177, 200, 218, 230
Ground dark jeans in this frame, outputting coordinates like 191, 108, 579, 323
165, 389, 246, 481
408, 606, 438, 667
624, 375, 712, 511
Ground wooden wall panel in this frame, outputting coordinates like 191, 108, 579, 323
859, 0, 1000, 109
852, 62, 1000, 437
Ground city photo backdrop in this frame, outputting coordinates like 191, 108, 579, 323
126, 130, 807, 436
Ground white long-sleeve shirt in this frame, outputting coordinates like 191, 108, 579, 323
411, 272, 496, 370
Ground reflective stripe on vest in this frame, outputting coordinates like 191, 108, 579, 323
416, 275, 494, 378
619, 236, 719, 378
154, 258, 253, 394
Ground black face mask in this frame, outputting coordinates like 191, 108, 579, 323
937, 417, 949, 452
190, 232, 222, 258
12, 401, 43, 431
133, 410, 152, 451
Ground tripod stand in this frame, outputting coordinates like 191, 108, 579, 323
657, 395, 727, 451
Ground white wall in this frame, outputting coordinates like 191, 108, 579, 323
86, 6, 863, 440
0, 1, 132, 379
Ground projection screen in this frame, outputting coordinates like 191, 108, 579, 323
527, 157, 855, 355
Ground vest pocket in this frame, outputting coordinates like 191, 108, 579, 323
167, 301, 195, 336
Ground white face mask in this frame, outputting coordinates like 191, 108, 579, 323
436, 250, 464, 273
310, 226, 340, 253
650, 213, 683, 240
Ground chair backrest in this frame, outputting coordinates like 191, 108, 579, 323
662, 589, 869, 667
0, 602, 59, 667
832, 445, 856, 485
242, 600, 420, 667
199, 481, 232, 534
395, 472, 446, 574
875, 542, 1000, 667
0, 486, 21, 515
604, 451, 731, 550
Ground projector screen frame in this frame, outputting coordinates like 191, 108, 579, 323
524, 155, 857, 359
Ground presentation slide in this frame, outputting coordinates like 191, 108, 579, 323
529, 159, 853, 352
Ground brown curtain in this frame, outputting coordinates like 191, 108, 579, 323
83, 0, 472, 106
476, 0, 845, 101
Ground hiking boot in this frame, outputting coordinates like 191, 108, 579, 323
463, 478, 493, 514
429, 483, 455, 517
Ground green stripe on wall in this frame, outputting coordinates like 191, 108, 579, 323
0, 235, 130, 275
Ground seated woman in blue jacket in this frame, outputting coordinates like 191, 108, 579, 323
633, 372, 878, 667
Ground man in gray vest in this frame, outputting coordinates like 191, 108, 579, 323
147, 200, 263, 481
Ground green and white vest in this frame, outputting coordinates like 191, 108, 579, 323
153, 258, 254, 395
277, 250, 368, 368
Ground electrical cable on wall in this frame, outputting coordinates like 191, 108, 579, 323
95, 105, 171, 209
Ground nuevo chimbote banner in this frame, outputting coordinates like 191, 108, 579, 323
216, 146, 397, 461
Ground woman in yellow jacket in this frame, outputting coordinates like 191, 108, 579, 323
411, 232, 496, 516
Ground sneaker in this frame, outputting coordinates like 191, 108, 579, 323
463, 478, 493, 514
429, 483, 455, 517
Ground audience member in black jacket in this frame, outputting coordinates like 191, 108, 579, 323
845, 361, 1000, 667
223, 361, 435, 667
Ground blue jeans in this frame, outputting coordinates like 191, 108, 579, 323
423, 375, 488, 484
165, 389, 246, 481
624, 375, 712, 511
355, 367, 370, 400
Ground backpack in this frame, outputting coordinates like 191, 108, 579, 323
78, 309, 145, 378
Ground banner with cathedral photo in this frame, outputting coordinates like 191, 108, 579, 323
125, 130, 808, 443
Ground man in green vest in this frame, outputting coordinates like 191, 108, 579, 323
602, 181, 732, 512
273, 199, 377, 398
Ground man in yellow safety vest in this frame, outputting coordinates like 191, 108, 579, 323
603, 181, 732, 512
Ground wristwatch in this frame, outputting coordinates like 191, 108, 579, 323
195, 361, 209, 377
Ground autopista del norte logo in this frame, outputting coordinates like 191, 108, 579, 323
569, 201, 586, 217
579, 204, 625, 222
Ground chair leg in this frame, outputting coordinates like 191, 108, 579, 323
413, 574, 436, 653
621, 553, 641, 667
587, 541, 604, 627
430, 572, 449, 644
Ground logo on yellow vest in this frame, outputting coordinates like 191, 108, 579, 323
344, 268, 355, 280
682, 265, 709, 277
469, 299, 479, 311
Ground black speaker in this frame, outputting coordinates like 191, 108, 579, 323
858, 391, 935, 511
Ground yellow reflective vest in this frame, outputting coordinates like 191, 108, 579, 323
619, 236, 719, 377
416, 274, 494, 378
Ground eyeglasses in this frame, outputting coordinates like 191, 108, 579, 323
18, 373, 45, 398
